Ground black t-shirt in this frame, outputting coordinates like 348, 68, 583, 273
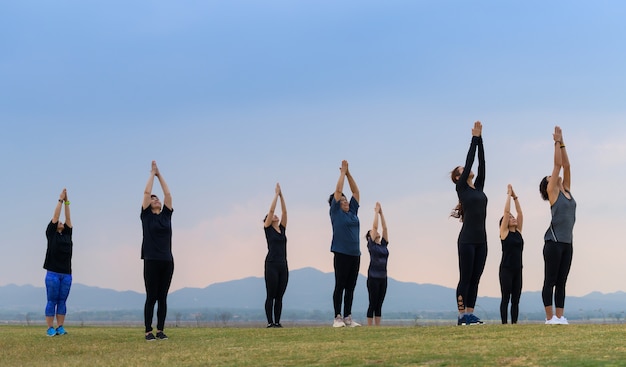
141, 205, 174, 261
43, 221, 73, 274
500, 230, 524, 269
264, 224, 287, 263
456, 136, 488, 244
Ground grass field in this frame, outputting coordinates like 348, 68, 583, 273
1, 324, 625, 366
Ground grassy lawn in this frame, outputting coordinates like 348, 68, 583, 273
1, 324, 625, 366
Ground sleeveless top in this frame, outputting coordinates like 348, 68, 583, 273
544, 190, 576, 244
500, 230, 523, 269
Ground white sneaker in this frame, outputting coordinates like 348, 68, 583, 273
344, 315, 361, 327
333, 314, 345, 328
557, 316, 569, 325
545, 315, 559, 325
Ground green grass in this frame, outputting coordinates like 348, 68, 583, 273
1, 324, 625, 366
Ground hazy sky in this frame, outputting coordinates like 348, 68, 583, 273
2, 1, 625, 300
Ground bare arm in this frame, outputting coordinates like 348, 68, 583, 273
345, 163, 360, 203
333, 160, 348, 202
560, 133, 571, 192
379, 204, 388, 242
372, 203, 380, 240
264, 184, 280, 228
154, 162, 172, 209
500, 185, 512, 240
52, 188, 65, 224
63, 189, 72, 228
547, 127, 563, 205
512, 186, 522, 232
142, 162, 157, 210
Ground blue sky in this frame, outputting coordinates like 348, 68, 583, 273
1, 1, 625, 300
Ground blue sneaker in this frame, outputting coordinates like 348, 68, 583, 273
56, 325, 67, 335
46, 327, 56, 337
457, 314, 468, 326
467, 314, 484, 325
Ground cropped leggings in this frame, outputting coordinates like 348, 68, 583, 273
333, 252, 360, 317
542, 240, 573, 308
456, 242, 487, 311
264, 261, 289, 324
143, 259, 174, 333
367, 277, 387, 318
45, 271, 72, 317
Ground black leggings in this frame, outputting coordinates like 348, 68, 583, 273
499, 266, 522, 324
143, 260, 174, 333
456, 242, 487, 311
333, 252, 360, 317
367, 277, 387, 318
264, 261, 289, 324
542, 240, 573, 308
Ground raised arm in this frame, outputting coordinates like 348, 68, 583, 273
278, 184, 287, 228
52, 188, 65, 224
499, 185, 512, 240
547, 127, 563, 205
264, 183, 280, 228
63, 189, 72, 228
333, 160, 348, 202
142, 162, 157, 209
379, 203, 388, 242
475, 122, 485, 190
372, 203, 380, 239
345, 162, 360, 203
559, 130, 571, 192
154, 162, 172, 209
458, 122, 482, 187
511, 185, 522, 232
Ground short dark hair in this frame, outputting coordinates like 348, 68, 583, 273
151, 194, 158, 199
365, 230, 372, 241
450, 166, 462, 184
539, 176, 549, 201
328, 193, 346, 206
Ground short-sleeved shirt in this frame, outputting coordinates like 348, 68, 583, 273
43, 221, 73, 274
264, 224, 287, 263
329, 196, 360, 256
367, 238, 389, 279
500, 230, 523, 269
141, 205, 174, 261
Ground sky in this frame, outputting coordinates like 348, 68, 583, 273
1, 1, 626, 301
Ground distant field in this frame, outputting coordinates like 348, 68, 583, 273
1, 324, 625, 366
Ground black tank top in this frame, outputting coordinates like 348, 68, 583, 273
500, 230, 523, 269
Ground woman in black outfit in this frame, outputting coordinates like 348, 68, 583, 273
141, 161, 174, 341
498, 184, 524, 324
450, 121, 487, 326
263, 183, 288, 328
366, 202, 389, 326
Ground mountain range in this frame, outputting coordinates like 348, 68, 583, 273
2, 267, 625, 320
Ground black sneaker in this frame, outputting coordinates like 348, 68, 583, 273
156, 331, 168, 340
145, 333, 156, 341
274, 323, 283, 328
266, 323, 275, 328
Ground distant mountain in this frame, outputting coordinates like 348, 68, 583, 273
2, 268, 625, 319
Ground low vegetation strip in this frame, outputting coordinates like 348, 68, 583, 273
1, 324, 625, 366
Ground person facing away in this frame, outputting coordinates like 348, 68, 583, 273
43, 188, 73, 337
499, 184, 524, 324
366, 202, 389, 326
539, 126, 576, 325
263, 183, 289, 328
450, 121, 487, 326
329, 160, 361, 328
141, 160, 174, 341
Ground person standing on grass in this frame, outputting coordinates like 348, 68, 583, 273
263, 183, 289, 328
329, 160, 361, 327
540, 126, 576, 325
499, 184, 524, 324
450, 121, 487, 326
141, 161, 174, 341
366, 202, 389, 326
43, 188, 73, 337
